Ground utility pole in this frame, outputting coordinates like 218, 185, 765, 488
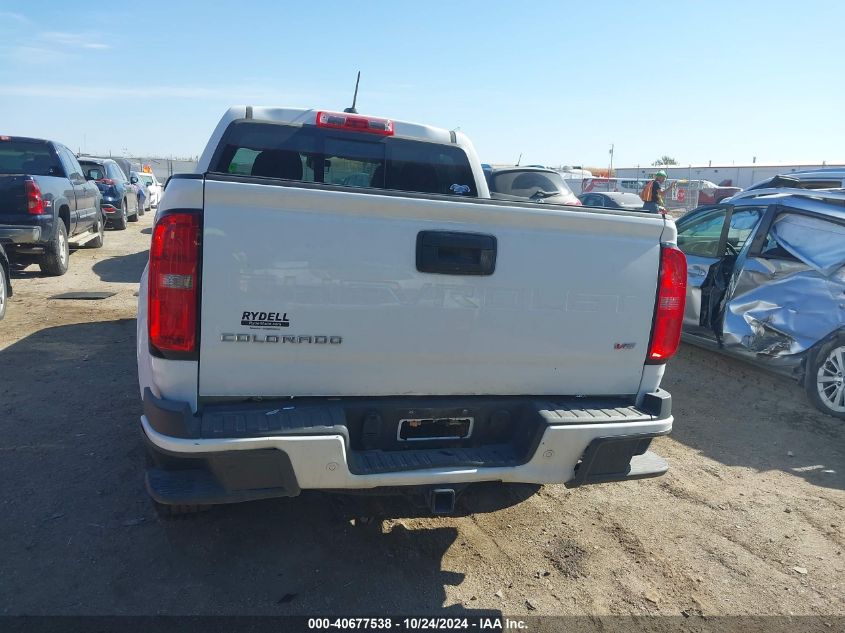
609, 144, 614, 176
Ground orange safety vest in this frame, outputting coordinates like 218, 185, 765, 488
640, 180, 656, 202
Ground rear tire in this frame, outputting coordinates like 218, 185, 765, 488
805, 335, 845, 420
39, 221, 69, 276
113, 201, 128, 230
86, 213, 105, 248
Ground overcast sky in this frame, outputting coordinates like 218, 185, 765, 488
1, 1, 843, 168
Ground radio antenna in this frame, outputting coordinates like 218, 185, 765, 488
344, 71, 361, 114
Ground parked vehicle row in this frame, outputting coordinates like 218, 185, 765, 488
0, 136, 105, 278
78, 156, 141, 229
0, 135, 155, 322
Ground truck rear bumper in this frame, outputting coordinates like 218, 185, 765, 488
0, 225, 42, 244
141, 389, 673, 506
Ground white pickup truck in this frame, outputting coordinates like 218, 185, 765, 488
137, 106, 686, 516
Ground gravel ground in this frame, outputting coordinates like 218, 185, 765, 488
0, 212, 843, 618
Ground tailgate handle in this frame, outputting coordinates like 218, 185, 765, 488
416, 231, 497, 276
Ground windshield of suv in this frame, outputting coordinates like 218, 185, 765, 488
0, 140, 63, 176
141, 175, 154, 186
490, 170, 573, 198
211, 120, 478, 197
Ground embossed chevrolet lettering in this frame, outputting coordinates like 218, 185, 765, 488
221, 333, 342, 344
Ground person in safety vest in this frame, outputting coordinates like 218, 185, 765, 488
641, 170, 667, 214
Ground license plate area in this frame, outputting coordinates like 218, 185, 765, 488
398, 417, 474, 442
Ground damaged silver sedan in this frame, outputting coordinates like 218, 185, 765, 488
676, 189, 845, 419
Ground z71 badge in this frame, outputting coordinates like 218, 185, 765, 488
240, 311, 290, 328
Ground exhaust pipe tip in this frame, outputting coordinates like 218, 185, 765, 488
428, 488, 456, 515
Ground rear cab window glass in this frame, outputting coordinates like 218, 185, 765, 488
0, 140, 63, 176
210, 120, 477, 197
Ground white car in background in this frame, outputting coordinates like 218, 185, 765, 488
138, 170, 164, 208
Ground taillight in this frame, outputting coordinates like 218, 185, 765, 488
96, 178, 116, 185
149, 213, 200, 355
646, 245, 687, 364
25, 180, 44, 215
315, 110, 394, 136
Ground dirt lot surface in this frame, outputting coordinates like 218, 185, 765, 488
1, 212, 843, 618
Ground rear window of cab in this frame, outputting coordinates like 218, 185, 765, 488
0, 140, 62, 176
210, 120, 478, 197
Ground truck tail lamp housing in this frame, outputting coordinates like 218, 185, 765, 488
149, 212, 201, 357
315, 111, 394, 136
646, 245, 687, 364
25, 179, 45, 215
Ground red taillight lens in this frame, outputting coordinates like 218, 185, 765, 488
96, 178, 115, 185
149, 213, 200, 354
315, 110, 394, 136
25, 180, 44, 215
646, 245, 687, 364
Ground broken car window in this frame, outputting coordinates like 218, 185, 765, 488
770, 213, 845, 276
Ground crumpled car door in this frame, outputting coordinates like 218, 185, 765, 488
721, 209, 845, 359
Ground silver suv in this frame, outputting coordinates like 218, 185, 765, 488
676, 189, 845, 419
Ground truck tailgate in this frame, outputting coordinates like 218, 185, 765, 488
198, 178, 664, 399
